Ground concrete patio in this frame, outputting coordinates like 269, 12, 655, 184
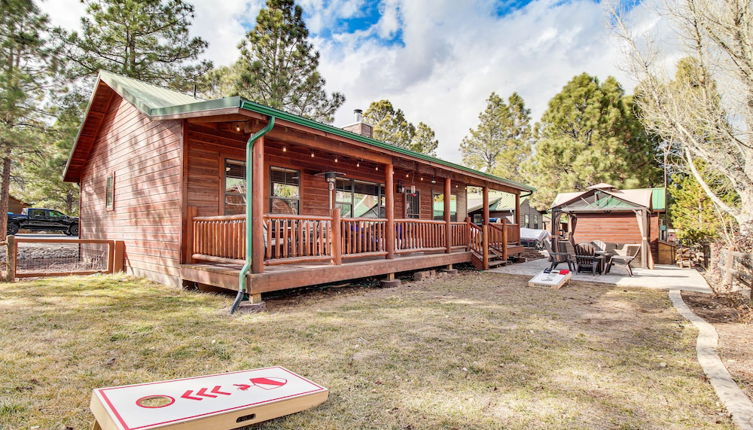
490, 257, 712, 293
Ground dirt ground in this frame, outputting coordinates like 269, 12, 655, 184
0, 273, 735, 429
683, 291, 753, 400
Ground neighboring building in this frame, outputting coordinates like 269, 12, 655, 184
550, 183, 666, 268
8, 195, 29, 214
467, 194, 545, 229
63, 71, 534, 295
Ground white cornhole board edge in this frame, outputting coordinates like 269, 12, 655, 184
528, 271, 572, 289
90, 366, 328, 430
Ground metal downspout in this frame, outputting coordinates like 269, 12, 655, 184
230, 116, 275, 314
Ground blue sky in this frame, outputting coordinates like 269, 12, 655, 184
43, 0, 677, 163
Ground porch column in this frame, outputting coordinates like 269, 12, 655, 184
385, 163, 395, 259
444, 177, 451, 253
515, 192, 521, 227
251, 135, 265, 273
482, 186, 489, 225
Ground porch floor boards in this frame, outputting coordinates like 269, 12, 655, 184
180, 250, 473, 294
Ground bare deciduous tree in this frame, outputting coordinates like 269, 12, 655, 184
612, 0, 753, 235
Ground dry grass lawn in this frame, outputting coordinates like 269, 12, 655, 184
0, 272, 734, 429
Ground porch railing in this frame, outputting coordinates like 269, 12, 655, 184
187, 208, 522, 268
192, 214, 247, 264
395, 219, 447, 254
341, 218, 387, 259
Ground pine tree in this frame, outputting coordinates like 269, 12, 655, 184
0, 0, 60, 239
57, 0, 211, 90
524, 74, 661, 209
669, 161, 737, 246
14, 93, 84, 215
233, 0, 344, 122
460, 92, 532, 178
363, 99, 439, 155
410, 122, 438, 156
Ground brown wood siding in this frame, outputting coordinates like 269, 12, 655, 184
79, 95, 184, 286
184, 122, 463, 221
572, 212, 659, 262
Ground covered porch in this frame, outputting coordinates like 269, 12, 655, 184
176, 107, 530, 296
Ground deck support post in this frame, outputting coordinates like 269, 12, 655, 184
332, 208, 342, 265
482, 224, 489, 270
444, 177, 451, 253
249, 293, 263, 304
515, 192, 520, 228
185, 206, 198, 264
251, 136, 265, 273
502, 218, 508, 261
385, 163, 395, 259
482, 186, 489, 225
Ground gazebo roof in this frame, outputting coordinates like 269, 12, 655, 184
551, 186, 666, 213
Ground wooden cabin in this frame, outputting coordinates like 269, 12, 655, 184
63, 71, 534, 299
8, 195, 29, 214
550, 183, 667, 268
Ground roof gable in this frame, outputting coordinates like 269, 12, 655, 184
64, 71, 535, 192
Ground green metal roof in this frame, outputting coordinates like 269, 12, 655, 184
99, 70, 202, 114
651, 188, 666, 211
95, 71, 534, 192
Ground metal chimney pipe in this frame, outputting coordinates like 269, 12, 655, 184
354, 108, 363, 123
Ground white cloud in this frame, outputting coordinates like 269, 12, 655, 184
41, 0, 681, 163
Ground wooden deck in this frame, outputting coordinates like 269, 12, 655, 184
181, 250, 473, 294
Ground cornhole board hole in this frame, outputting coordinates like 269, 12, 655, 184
90, 367, 328, 430
528, 271, 572, 289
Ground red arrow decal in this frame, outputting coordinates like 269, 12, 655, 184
250, 377, 287, 390
196, 387, 218, 398
181, 390, 203, 401
210, 385, 231, 396
234, 383, 252, 391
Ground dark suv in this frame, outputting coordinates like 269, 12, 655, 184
7, 208, 79, 236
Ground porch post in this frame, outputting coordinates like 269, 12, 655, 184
385, 163, 395, 259
251, 135, 265, 273
482, 186, 489, 225
444, 177, 451, 253
515, 192, 521, 227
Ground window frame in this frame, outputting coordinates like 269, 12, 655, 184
269, 166, 301, 215
405, 191, 420, 219
105, 172, 115, 211
336, 178, 384, 218
222, 159, 247, 216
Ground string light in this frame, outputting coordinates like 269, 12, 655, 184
356, 161, 360, 167
235, 124, 241, 132
405, 173, 409, 178
310, 152, 315, 158
282, 146, 287, 152
334, 157, 339, 163
375, 165, 379, 171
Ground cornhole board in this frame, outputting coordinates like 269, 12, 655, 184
528, 271, 572, 289
89, 367, 328, 430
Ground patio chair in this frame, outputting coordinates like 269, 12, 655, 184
543, 239, 574, 271
607, 245, 641, 277
591, 240, 607, 252
574, 243, 601, 276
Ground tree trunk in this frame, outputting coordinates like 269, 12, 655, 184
0, 148, 11, 242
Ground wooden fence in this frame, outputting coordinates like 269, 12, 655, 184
717, 248, 753, 291
2, 236, 125, 281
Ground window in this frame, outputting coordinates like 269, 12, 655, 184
270, 167, 300, 214
49, 210, 65, 218
405, 191, 420, 219
105, 173, 114, 210
224, 159, 246, 215
524, 214, 530, 226
336, 179, 384, 218
432, 192, 457, 221
28, 209, 45, 218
